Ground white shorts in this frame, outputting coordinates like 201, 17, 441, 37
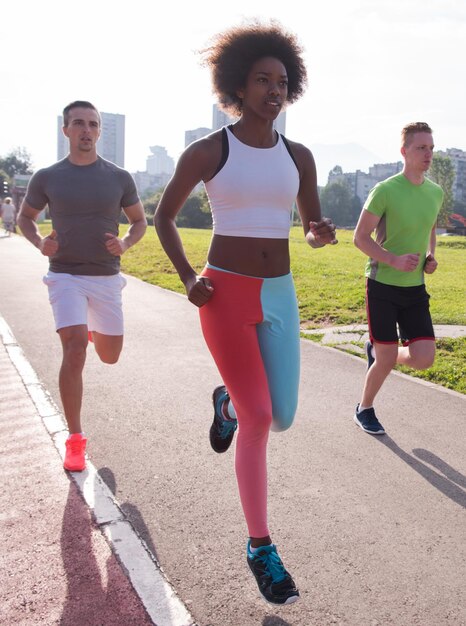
43, 271, 127, 335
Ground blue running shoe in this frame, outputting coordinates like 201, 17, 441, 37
353, 404, 385, 435
210, 385, 237, 453
365, 340, 375, 369
247, 541, 300, 605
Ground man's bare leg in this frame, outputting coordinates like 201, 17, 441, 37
89, 332, 123, 364
58, 324, 88, 434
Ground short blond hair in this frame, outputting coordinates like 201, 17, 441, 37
401, 122, 432, 147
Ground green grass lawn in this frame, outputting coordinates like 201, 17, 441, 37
38, 223, 466, 393
120, 226, 466, 326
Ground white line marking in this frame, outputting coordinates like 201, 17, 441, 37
0, 315, 196, 626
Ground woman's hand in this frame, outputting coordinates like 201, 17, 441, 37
186, 275, 214, 307
307, 218, 338, 247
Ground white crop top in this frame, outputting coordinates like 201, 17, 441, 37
204, 126, 300, 238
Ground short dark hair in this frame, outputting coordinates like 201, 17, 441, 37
63, 100, 100, 127
401, 122, 433, 147
200, 20, 307, 117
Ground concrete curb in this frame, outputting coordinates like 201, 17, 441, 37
302, 323, 466, 344
0, 315, 196, 626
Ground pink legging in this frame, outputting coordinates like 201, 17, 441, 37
199, 266, 300, 537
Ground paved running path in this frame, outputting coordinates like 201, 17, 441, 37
0, 328, 155, 625
1, 234, 465, 626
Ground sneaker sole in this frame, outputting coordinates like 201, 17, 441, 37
256, 591, 300, 606
210, 386, 236, 453
209, 422, 234, 453
353, 414, 385, 435
64, 463, 86, 472
282, 594, 300, 605
365, 341, 375, 369
247, 557, 300, 606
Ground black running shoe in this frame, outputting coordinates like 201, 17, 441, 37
353, 404, 385, 435
209, 385, 237, 453
365, 340, 375, 369
247, 541, 300, 605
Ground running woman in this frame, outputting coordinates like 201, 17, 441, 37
155, 22, 337, 604
17, 101, 147, 472
353, 122, 443, 435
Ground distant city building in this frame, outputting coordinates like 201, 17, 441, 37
183, 127, 212, 192
11, 174, 33, 218
328, 161, 403, 205
185, 127, 211, 147
146, 146, 174, 178
274, 111, 286, 135
57, 111, 125, 167
436, 148, 466, 204
211, 104, 286, 135
57, 120, 67, 162
132, 145, 175, 195
132, 170, 171, 195
212, 104, 236, 130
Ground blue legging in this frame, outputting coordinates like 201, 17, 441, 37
199, 264, 300, 537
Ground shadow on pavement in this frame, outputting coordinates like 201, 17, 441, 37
98, 466, 160, 562
60, 476, 151, 625
376, 437, 466, 509
263, 616, 293, 626
412, 448, 466, 489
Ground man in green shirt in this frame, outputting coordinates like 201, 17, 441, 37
353, 122, 443, 434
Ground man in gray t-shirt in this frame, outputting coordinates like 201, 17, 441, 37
18, 100, 147, 472
24, 156, 140, 275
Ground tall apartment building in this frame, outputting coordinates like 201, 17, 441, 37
146, 146, 174, 178
57, 111, 125, 167
211, 103, 286, 134
359, 162, 403, 202
274, 111, 286, 135
132, 146, 175, 195
212, 104, 236, 130
436, 148, 466, 204
185, 127, 211, 147
328, 161, 403, 205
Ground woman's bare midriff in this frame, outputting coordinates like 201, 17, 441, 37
207, 234, 291, 278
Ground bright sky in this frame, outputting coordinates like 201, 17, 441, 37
1, 0, 465, 185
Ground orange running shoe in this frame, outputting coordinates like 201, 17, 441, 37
64, 433, 87, 471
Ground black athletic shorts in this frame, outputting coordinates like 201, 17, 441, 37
366, 278, 435, 345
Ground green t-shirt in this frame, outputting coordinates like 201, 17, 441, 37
364, 173, 443, 286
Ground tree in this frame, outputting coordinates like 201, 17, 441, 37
329, 165, 343, 177
428, 153, 455, 227
320, 180, 360, 227
176, 191, 212, 228
143, 190, 164, 217
453, 199, 466, 219
0, 169, 11, 197
0, 147, 33, 178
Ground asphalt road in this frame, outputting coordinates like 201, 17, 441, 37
1, 234, 465, 626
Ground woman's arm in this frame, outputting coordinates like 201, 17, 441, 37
424, 226, 438, 274
289, 141, 337, 247
154, 134, 221, 306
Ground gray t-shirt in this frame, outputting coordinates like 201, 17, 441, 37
25, 156, 140, 275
